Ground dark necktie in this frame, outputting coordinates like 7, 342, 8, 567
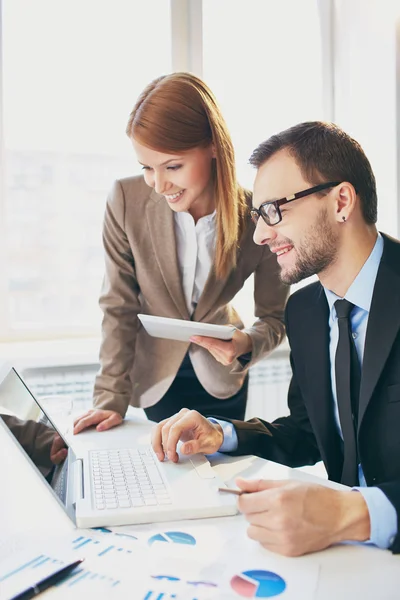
334, 299, 361, 486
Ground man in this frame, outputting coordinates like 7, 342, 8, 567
151, 122, 400, 557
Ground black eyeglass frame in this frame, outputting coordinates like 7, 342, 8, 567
250, 181, 341, 227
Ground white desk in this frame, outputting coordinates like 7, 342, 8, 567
1, 410, 399, 600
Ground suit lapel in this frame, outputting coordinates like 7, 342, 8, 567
359, 243, 400, 425
146, 190, 189, 319
292, 284, 343, 480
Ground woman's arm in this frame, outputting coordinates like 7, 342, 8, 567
93, 180, 142, 417
233, 244, 289, 371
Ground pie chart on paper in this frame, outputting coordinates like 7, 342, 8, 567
148, 531, 196, 546
230, 570, 286, 597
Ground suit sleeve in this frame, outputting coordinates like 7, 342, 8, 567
93, 180, 141, 417
226, 352, 321, 466
231, 245, 289, 372
221, 294, 320, 466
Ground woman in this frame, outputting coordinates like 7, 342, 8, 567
74, 72, 288, 433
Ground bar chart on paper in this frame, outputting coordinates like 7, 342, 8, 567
72, 535, 134, 557
0, 551, 122, 595
0, 532, 141, 598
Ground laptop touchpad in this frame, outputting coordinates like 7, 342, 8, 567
188, 454, 216, 479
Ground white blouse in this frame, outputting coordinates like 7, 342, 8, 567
174, 210, 216, 315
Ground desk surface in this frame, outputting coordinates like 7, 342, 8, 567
1, 409, 399, 600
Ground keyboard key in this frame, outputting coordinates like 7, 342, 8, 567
131, 497, 145, 507
146, 467, 163, 485
144, 498, 157, 506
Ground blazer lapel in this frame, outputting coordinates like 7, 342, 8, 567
193, 245, 240, 322
193, 266, 232, 322
359, 256, 400, 425
146, 190, 189, 319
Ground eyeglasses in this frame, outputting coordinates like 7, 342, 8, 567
250, 181, 341, 227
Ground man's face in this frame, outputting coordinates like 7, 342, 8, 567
252, 150, 339, 285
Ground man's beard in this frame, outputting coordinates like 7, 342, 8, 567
279, 209, 339, 285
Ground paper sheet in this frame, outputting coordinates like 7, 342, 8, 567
0, 521, 320, 599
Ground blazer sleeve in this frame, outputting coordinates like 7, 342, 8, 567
222, 352, 321, 467
93, 180, 141, 417
231, 245, 289, 373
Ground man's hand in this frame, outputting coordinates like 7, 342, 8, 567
73, 409, 123, 434
49, 433, 68, 464
151, 408, 224, 462
190, 329, 252, 366
236, 478, 371, 557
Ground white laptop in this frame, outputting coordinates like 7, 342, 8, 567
138, 314, 236, 342
0, 368, 237, 529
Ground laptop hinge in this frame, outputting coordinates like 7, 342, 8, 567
72, 459, 84, 504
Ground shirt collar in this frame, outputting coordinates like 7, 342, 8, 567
174, 210, 216, 228
324, 232, 383, 315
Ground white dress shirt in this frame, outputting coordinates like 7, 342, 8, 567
174, 210, 216, 314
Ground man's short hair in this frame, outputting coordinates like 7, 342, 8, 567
249, 121, 377, 224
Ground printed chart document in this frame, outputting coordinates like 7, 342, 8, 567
106, 517, 321, 599
0, 522, 319, 600
0, 519, 320, 599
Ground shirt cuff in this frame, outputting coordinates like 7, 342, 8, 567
354, 487, 398, 549
208, 418, 238, 453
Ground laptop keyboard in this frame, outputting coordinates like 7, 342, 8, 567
90, 446, 172, 510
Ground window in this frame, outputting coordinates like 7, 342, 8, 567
1, 0, 327, 340
203, 0, 324, 190
203, 0, 324, 323
1, 0, 171, 340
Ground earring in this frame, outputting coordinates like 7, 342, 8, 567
342, 216, 346, 222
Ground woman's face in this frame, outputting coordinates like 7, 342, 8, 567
132, 139, 215, 219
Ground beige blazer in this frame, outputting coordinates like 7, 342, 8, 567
93, 176, 288, 414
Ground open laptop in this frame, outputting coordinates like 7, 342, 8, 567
0, 368, 237, 528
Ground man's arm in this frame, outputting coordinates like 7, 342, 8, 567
216, 355, 321, 467
375, 482, 400, 552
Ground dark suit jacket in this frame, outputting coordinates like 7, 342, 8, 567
228, 233, 400, 553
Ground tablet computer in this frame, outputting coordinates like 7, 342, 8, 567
138, 314, 236, 343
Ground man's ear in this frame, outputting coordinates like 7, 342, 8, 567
335, 182, 357, 223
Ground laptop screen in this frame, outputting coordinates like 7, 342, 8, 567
0, 368, 70, 504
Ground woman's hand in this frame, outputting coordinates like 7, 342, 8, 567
73, 409, 123, 434
189, 328, 252, 365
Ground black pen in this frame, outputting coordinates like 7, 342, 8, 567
10, 558, 84, 600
